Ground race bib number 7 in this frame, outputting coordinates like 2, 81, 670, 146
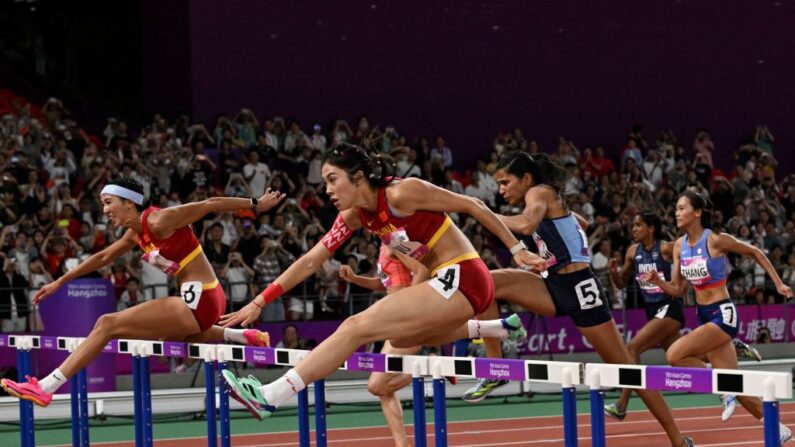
429, 265, 461, 300
180, 281, 203, 310
720, 302, 737, 328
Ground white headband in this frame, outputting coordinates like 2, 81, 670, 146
101, 184, 144, 205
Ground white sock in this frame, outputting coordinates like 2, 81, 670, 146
39, 369, 67, 394
467, 319, 508, 339
223, 328, 248, 344
260, 369, 306, 408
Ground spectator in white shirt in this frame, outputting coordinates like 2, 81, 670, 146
243, 149, 272, 197
430, 136, 453, 168
309, 124, 327, 151
464, 173, 495, 207
221, 251, 255, 311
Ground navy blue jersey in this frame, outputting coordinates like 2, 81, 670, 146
633, 240, 672, 303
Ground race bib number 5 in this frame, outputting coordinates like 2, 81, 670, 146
429, 265, 461, 300
575, 277, 603, 310
180, 281, 203, 310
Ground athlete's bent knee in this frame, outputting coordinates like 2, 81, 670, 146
368, 375, 389, 396
93, 313, 119, 336
665, 348, 684, 366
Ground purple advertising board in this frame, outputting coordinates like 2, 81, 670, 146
38, 278, 117, 393
474, 358, 526, 381
346, 353, 387, 372
646, 366, 713, 393
258, 304, 795, 356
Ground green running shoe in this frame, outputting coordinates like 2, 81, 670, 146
604, 403, 627, 421
733, 339, 762, 362
461, 378, 510, 403
221, 370, 274, 421
502, 313, 527, 342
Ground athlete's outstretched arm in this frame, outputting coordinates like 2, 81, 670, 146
148, 189, 285, 239
33, 229, 139, 304
390, 178, 545, 270
339, 265, 385, 291
219, 208, 361, 327
497, 186, 552, 236
713, 232, 793, 299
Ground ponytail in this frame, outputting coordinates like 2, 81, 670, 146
323, 143, 396, 188
496, 152, 567, 191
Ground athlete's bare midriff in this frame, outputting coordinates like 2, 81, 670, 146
175, 254, 217, 285
422, 224, 478, 271
693, 286, 730, 306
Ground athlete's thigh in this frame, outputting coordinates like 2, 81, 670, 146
705, 339, 738, 369
666, 323, 731, 362
630, 317, 682, 354
578, 319, 634, 364
359, 283, 474, 348
113, 297, 201, 340
492, 269, 556, 317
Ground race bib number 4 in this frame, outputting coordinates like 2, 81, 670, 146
429, 265, 461, 300
180, 281, 203, 310
575, 277, 603, 310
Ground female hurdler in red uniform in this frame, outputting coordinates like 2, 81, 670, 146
218, 143, 541, 419
1, 178, 283, 406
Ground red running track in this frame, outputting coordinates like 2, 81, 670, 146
47, 401, 795, 446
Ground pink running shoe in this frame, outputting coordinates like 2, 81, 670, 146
1, 376, 53, 407
243, 329, 270, 347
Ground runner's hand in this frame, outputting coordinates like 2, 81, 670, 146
33, 282, 60, 304
608, 258, 618, 274
513, 250, 547, 273
642, 270, 662, 285
219, 300, 263, 328
776, 283, 793, 300
257, 188, 286, 212
338, 265, 355, 282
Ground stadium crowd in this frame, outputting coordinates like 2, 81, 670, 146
0, 88, 792, 333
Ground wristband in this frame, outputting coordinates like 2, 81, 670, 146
252, 298, 264, 308
510, 240, 528, 255
260, 283, 284, 305
250, 197, 259, 212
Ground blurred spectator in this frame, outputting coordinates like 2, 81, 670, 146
252, 236, 295, 322
0, 256, 30, 332
430, 136, 453, 168
221, 251, 255, 312
117, 277, 143, 310
276, 324, 309, 349
243, 149, 271, 197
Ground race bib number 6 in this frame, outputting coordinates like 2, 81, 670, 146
429, 265, 461, 300
180, 281, 203, 310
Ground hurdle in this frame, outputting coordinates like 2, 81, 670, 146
8, 334, 790, 446
586, 363, 794, 447
427, 356, 584, 447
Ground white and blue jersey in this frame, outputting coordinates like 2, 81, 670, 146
528, 214, 590, 274
634, 241, 671, 304
679, 229, 731, 292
